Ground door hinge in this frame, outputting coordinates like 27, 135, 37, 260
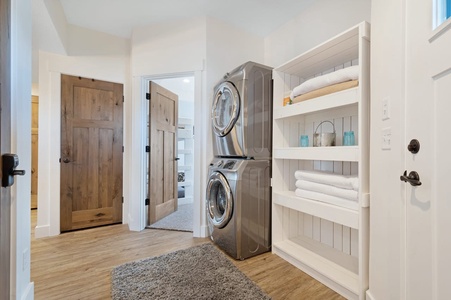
145, 146, 150, 153
59, 158, 61, 163
122, 196, 124, 203
122, 95, 124, 102
146, 93, 150, 100
122, 146, 124, 153
145, 198, 149, 205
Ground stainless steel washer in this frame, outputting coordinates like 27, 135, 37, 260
206, 158, 271, 260
211, 61, 273, 159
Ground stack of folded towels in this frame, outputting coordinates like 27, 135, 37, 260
290, 65, 359, 104
294, 170, 359, 210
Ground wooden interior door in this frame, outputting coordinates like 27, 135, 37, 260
60, 75, 123, 232
0, 0, 12, 296
31, 95, 38, 209
148, 81, 178, 224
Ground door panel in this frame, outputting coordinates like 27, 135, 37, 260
0, 0, 11, 296
60, 75, 123, 232
405, 2, 451, 299
148, 81, 178, 224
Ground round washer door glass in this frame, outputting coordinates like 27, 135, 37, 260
206, 171, 233, 228
211, 82, 240, 137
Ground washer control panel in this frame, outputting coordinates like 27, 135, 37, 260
223, 160, 236, 169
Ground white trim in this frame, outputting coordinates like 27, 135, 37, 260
20, 282, 34, 300
34, 225, 50, 239
366, 289, 376, 300
133, 70, 206, 237
430, 16, 451, 42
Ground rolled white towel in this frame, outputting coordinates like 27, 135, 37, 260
295, 180, 358, 201
294, 170, 359, 191
290, 65, 359, 99
295, 188, 359, 211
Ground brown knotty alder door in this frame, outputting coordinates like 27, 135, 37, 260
60, 75, 123, 232
148, 81, 178, 225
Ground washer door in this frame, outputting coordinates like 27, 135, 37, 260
211, 82, 240, 137
206, 171, 233, 228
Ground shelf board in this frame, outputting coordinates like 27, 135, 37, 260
178, 149, 192, 154
273, 190, 359, 229
178, 181, 192, 187
273, 238, 359, 299
274, 87, 358, 120
274, 23, 369, 80
274, 146, 359, 162
178, 165, 192, 171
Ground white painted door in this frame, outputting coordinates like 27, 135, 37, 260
404, 2, 451, 299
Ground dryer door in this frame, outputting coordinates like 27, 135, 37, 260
211, 82, 240, 137
206, 171, 233, 228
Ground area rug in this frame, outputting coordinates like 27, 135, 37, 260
147, 203, 193, 232
111, 243, 270, 300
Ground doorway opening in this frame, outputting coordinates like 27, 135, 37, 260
145, 75, 195, 232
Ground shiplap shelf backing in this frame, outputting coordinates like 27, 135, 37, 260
271, 21, 370, 300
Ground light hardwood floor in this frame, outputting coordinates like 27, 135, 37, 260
31, 210, 344, 299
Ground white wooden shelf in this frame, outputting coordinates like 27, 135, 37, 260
271, 21, 370, 300
274, 146, 359, 162
274, 87, 358, 120
178, 181, 192, 187
178, 165, 191, 171
178, 149, 192, 154
273, 238, 359, 299
273, 190, 359, 229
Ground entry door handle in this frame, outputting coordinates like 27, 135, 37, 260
400, 170, 422, 186
2, 154, 25, 187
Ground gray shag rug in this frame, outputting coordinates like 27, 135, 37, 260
148, 203, 193, 232
111, 243, 271, 300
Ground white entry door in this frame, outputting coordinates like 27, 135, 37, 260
404, 2, 451, 299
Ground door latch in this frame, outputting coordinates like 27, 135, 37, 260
2, 154, 25, 187
400, 170, 422, 186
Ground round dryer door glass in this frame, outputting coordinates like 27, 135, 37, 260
206, 171, 233, 228
211, 82, 240, 137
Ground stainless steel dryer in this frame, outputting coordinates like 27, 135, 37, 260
211, 61, 273, 159
206, 158, 271, 260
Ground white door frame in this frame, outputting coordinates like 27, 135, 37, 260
128, 70, 208, 237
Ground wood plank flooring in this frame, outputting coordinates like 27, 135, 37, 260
31, 210, 344, 299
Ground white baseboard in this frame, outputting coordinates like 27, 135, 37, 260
20, 282, 34, 300
193, 225, 208, 238
366, 289, 375, 300
34, 225, 49, 238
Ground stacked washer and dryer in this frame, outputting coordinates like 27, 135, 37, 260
206, 61, 273, 260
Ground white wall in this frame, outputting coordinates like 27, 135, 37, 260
127, 17, 265, 236
36, 52, 131, 237
128, 17, 207, 234
368, 1, 406, 299
205, 15, 266, 161
11, 0, 34, 298
264, 0, 372, 68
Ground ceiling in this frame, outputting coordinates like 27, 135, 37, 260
58, 0, 314, 38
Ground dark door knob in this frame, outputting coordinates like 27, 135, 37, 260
63, 158, 70, 163
400, 170, 422, 186
407, 139, 420, 154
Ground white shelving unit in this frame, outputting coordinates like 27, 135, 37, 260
271, 22, 370, 300
177, 118, 193, 204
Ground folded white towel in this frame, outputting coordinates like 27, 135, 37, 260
295, 188, 359, 211
295, 180, 358, 201
290, 65, 359, 99
294, 170, 359, 191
